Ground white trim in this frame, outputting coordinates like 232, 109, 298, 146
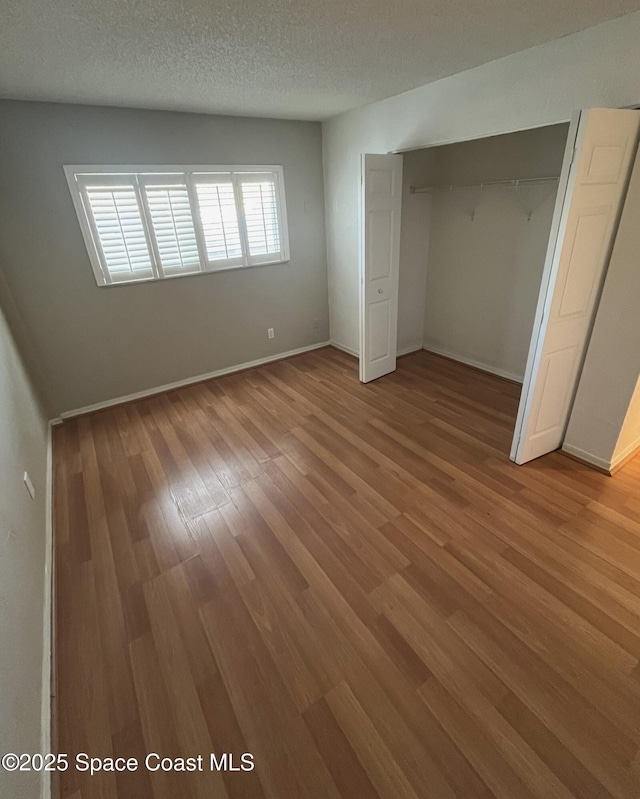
561, 439, 640, 474
610, 436, 640, 472
561, 442, 612, 472
422, 345, 524, 383
330, 341, 420, 359
59, 342, 330, 419
40, 421, 54, 799
358, 153, 365, 377
65, 163, 288, 174
330, 340, 358, 357
397, 344, 423, 357
391, 120, 570, 154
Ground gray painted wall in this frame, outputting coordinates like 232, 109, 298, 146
0, 101, 329, 414
0, 262, 49, 799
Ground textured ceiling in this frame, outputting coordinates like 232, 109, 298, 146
1, 0, 640, 120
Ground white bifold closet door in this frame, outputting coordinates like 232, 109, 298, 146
359, 153, 403, 383
512, 108, 640, 464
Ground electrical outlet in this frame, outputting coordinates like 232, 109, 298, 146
23, 471, 35, 500
268, 328, 275, 339
312, 319, 319, 329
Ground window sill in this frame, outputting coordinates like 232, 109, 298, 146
97, 257, 291, 287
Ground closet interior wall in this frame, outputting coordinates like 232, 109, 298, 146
398, 123, 570, 381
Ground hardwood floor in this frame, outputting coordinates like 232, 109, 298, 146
53, 347, 640, 799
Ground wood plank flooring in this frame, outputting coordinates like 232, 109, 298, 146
53, 347, 640, 799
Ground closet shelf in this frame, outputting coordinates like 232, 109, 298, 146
409, 176, 559, 193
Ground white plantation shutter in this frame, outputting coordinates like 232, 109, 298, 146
239, 174, 283, 262
142, 181, 201, 274
81, 180, 154, 282
66, 165, 289, 285
193, 179, 243, 264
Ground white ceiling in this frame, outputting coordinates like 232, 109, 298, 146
1, 0, 640, 121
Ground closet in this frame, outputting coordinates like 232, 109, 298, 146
398, 123, 569, 383
360, 108, 640, 464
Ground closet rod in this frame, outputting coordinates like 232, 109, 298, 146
409, 176, 559, 194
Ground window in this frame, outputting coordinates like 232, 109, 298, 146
64, 165, 290, 286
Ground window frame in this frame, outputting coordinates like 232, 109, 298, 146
64, 164, 290, 287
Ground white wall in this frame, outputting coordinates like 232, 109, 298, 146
410, 125, 567, 380
564, 147, 640, 471
323, 11, 640, 354
0, 264, 50, 799
614, 379, 640, 466
0, 101, 329, 415
423, 189, 556, 381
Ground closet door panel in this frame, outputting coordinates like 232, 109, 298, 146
512, 108, 640, 464
359, 153, 403, 383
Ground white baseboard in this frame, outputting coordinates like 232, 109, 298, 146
397, 344, 423, 357
561, 443, 612, 473
329, 340, 358, 357
59, 341, 330, 419
329, 341, 422, 359
562, 438, 640, 475
41, 422, 55, 799
422, 345, 524, 384
610, 436, 640, 473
